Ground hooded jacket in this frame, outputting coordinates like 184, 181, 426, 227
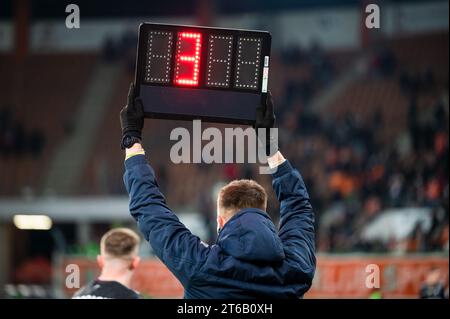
124, 155, 315, 298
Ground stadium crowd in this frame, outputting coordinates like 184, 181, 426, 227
274, 46, 448, 253
280, 96, 448, 253
0, 106, 46, 159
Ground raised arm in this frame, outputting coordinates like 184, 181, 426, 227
254, 92, 315, 280
120, 84, 208, 286
269, 151, 316, 280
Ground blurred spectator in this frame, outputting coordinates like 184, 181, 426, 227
400, 68, 437, 96
101, 29, 138, 74
279, 42, 334, 114
102, 36, 118, 62
371, 46, 397, 78
419, 268, 447, 299
310, 42, 334, 87
407, 222, 426, 252
281, 45, 304, 65
12, 122, 26, 155
0, 106, 46, 159
28, 129, 46, 159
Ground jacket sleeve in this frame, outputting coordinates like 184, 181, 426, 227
123, 154, 208, 286
272, 160, 316, 280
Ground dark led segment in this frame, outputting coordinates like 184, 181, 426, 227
234, 37, 262, 90
144, 31, 173, 83
206, 35, 233, 88
174, 32, 202, 86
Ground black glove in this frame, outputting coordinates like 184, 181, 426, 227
254, 91, 278, 156
120, 83, 144, 140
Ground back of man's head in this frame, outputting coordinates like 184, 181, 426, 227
100, 228, 140, 260
218, 179, 267, 216
73, 228, 141, 298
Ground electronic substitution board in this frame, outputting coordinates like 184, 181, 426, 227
135, 23, 271, 125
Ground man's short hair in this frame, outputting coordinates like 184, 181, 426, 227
219, 179, 267, 212
100, 228, 140, 259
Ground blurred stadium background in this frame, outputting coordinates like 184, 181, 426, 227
0, 0, 448, 298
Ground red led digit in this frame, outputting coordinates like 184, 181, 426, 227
174, 32, 202, 86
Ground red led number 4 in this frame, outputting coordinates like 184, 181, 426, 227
174, 32, 202, 86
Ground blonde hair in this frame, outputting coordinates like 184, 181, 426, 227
100, 228, 140, 259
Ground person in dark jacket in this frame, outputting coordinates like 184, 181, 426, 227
419, 267, 448, 299
120, 84, 316, 298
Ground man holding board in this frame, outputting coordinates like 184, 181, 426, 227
120, 79, 316, 298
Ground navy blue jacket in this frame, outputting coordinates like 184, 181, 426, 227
124, 155, 315, 298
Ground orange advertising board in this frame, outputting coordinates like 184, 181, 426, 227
308, 255, 448, 298
60, 255, 448, 298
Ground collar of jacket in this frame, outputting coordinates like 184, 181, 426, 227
216, 208, 285, 263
